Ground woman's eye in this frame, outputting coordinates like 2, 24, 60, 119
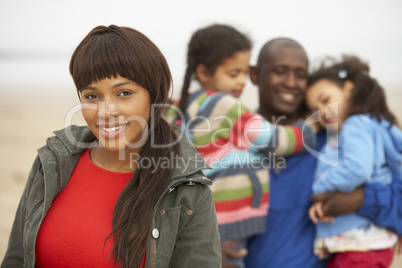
85, 94, 98, 100
118, 90, 132, 97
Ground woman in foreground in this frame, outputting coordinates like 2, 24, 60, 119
1, 25, 221, 268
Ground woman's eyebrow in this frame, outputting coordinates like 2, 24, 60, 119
82, 82, 135, 91
82, 86, 97, 91
113, 82, 135, 88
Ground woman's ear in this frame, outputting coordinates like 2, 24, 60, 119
195, 64, 211, 84
249, 66, 258, 85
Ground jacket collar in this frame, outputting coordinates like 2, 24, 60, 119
53, 125, 96, 155
51, 125, 210, 182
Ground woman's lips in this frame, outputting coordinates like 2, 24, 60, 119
98, 124, 127, 139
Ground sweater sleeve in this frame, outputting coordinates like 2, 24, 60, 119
189, 92, 316, 156
312, 116, 375, 193
358, 176, 402, 236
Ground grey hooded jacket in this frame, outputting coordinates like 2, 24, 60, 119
1, 125, 221, 268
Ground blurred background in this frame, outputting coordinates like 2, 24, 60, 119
1, 0, 401, 265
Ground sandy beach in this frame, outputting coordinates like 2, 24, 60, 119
1, 85, 401, 266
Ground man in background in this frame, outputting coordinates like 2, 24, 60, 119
222, 38, 402, 268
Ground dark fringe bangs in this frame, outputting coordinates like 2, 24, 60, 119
71, 34, 136, 91
70, 25, 172, 118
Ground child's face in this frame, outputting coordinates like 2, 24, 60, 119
306, 79, 353, 132
201, 50, 250, 98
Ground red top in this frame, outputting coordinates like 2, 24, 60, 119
35, 149, 145, 268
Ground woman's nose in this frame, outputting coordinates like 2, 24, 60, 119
98, 100, 119, 119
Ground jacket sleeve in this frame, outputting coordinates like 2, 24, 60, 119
1, 155, 42, 268
170, 185, 221, 267
357, 175, 402, 236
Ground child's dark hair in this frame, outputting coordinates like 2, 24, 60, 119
70, 25, 180, 268
308, 55, 398, 126
177, 24, 251, 114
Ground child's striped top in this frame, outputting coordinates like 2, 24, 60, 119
166, 90, 315, 241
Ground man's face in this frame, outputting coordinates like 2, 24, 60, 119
253, 45, 308, 118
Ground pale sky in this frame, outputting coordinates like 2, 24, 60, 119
1, 0, 401, 100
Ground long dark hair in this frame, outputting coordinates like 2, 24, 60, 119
70, 25, 180, 268
177, 24, 251, 114
308, 55, 398, 126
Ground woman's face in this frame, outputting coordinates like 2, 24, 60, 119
80, 75, 151, 152
306, 79, 353, 132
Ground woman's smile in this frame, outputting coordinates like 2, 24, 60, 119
98, 123, 128, 139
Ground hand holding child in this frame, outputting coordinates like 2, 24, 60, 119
310, 187, 365, 217
309, 202, 335, 224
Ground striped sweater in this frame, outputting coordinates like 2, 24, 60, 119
166, 90, 316, 241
